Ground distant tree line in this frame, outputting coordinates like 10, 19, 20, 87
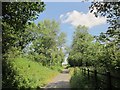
68, 2, 120, 72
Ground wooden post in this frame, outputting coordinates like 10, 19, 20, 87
107, 71, 112, 90
81, 68, 83, 73
94, 69, 98, 89
88, 69, 89, 79
84, 68, 85, 75
74, 67, 76, 75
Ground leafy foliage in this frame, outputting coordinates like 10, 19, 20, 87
89, 2, 120, 44
90, 2, 120, 30
2, 2, 45, 30
70, 68, 93, 89
3, 19, 66, 88
68, 25, 120, 71
2, 2, 66, 89
89, 2, 120, 71
68, 25, 94, 67
69, 2, 120, 89
3, 57, 58, 88
2, 2, 45, 53
26, 20, 66, 66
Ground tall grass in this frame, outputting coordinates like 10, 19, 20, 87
3, 57, 59, 89
70, 68, 94, 89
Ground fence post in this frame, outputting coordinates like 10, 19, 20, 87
88, 69, 90, 79
82, 68, 84, 74
85, 68, 86, 75
94, 69, 98, 89
74, 67, 76, 75
83, 68, 85, 75
81, 68, 83, 73
107, 71, 112, 90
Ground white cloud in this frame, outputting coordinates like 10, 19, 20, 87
60, 14, 64, 19
60, 10, 106, 28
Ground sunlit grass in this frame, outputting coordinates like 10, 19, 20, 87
70, 67, 94, 89
8, 57, 59, 88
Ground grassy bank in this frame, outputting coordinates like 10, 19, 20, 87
3, 57, 59, 89
70, 67, 120, 89
70, 67, 94, 89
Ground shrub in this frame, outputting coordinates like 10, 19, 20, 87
3, 57, 59, 89
50, 65, 63, 73
70, 68, 94, 89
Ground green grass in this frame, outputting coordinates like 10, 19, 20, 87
50, 65, 63, 73
68, 67, 75, 76
70, 68, 94, 89
4, 57, 59, 88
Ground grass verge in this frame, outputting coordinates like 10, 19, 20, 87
70, 67, 94, 89
3, 57, 59, 89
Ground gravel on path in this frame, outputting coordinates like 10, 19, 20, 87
44, 69, 71, 89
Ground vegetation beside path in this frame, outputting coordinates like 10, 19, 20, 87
70, 67, 94, 89
3, 2, 66, 89
2, 1, 120, 89
44, 68, 71, 88
3, 57, 60, 89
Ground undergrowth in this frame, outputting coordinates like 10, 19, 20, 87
70, 68, 94, 90
3, 57, 59, 89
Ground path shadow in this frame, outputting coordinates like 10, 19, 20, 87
44, 81, 70, 89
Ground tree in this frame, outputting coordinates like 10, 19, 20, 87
2, 2, 45, 53
68, 25, 94, 67
57, 32, 66, 48
2, 2, 45, 30
2, 2, 45, 87
26, 20, 66, 66
89, 2, 120, 71
89, 2, 120, 44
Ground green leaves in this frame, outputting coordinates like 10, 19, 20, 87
68, 25, 94, 67
68, 2, 120, 72
2, 2, 45, 30
3, 57, 58, 88
68, 24, 120, 71
2, 2, 45, 53
2, 2, 65, 89
24, 20, 66, 66
89, 2, 120, 44
58, 32, 66, 48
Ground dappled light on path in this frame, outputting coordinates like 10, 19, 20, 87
44, 69, 71, 89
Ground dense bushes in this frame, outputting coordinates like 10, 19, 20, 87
68, 25, 120, 72
2, 2, 66, 89
68, 56, 82, 67
70, 68, 94, 89
68, 25, 120, 89
2, 20, 66, 88
3, 57, 59, 88
24, 20, 66, 66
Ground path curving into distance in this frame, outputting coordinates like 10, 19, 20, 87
44, 69, 71, 89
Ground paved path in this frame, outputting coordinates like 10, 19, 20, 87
44, 69, 71, 89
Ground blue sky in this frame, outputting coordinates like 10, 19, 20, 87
34, 2, 109, 47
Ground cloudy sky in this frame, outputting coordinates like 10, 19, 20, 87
34, 2, 109, 47
60, 10, 106, 28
